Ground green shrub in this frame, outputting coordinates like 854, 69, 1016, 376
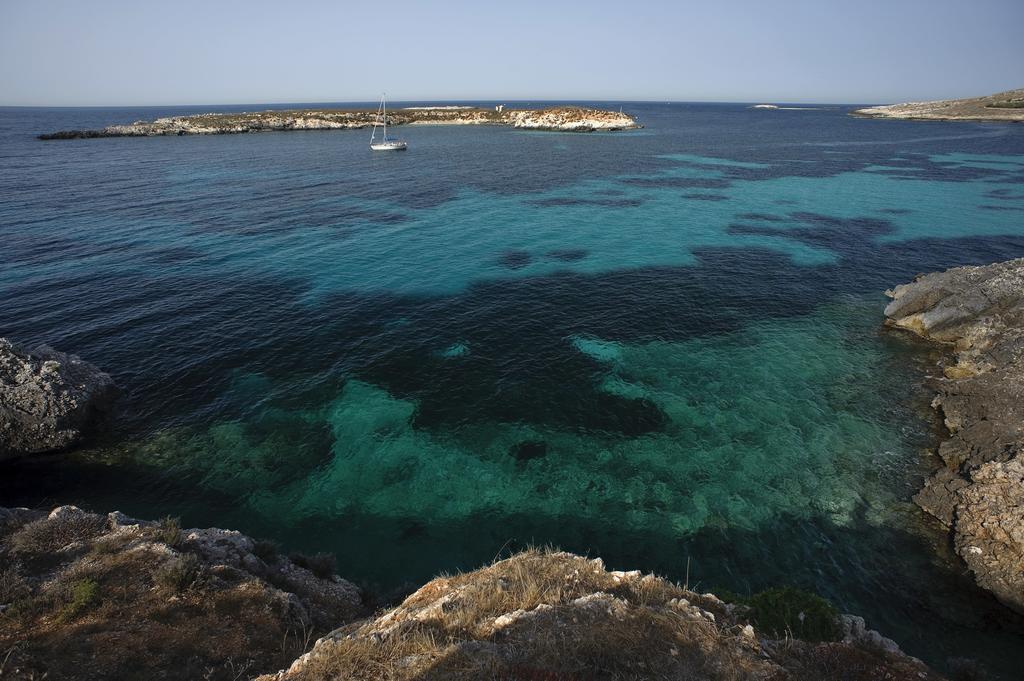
59, 578, 99, 621
154, 516, 183, 547
154, 554, 203, 593
290, 552, 336, 579
253, 539, 280, 563
743, 587, 841, 642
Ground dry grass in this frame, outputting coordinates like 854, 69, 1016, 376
0, 510, 340, 681
0, 566, 30, 604
9, 512, 107, 555
279, 548, 945, 681
286, 549, 759, 681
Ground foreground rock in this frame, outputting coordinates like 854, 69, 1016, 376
885, 258, 1024, 612
39, 106, 640, 139
259, 549, 941, 681
854, 88, 1024, 122
0, 339, 119, 459
0, 505, 362, 680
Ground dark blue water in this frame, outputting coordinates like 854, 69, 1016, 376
2, 102, 1024, 674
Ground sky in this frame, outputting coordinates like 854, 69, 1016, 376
1, 0, 1021, 106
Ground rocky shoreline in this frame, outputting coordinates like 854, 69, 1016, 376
885, 258, 1024, 613
38, 106, 640, 139
0, 505, 941, 681
0, 505, 363, 680
853, 88, 1024, 122
7, 262, 1024, 678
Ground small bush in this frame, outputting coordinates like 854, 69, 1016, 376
290, 552, 336, 579
744, 587, 841, 642
154, 516, 183, 547
10, 512, 107, 554
0, 566, 30, 605
154, 554, 203, 593
4, 595, 43, 624
59, 578, 99, 621
253, 540, 280, 563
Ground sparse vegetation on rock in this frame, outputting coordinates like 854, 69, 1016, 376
258, 549, 942, 681
0, 505, 363, 681
853, 88, 1024, 122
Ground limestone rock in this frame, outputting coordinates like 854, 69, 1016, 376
257, 550, 939, 681
885, 258, 1024, 612
0, 338, 119, 458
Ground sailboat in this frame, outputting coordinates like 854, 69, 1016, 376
369, 94, 407, 151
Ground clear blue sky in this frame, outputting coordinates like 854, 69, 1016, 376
1, 0, 1021, 106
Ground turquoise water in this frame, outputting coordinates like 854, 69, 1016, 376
2, 102, 1024, 673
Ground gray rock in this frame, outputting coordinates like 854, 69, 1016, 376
913, 468, 969, 527
0, 338, 119, 458
839, 614, 903, 656
185, 526, 362, 625
885, 258, 1024, 613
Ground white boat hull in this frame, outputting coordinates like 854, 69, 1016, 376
370, 141, 407, 151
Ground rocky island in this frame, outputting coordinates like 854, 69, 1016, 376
38, 106, 640, 139
853, 88, 1024, 122
885, 258, 1024, 613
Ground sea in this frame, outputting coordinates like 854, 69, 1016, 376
2, 101, 1023, 675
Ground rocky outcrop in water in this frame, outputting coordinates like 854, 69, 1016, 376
39, 106, 640, 139
503, 107, 639, 131
0, 339, 119, 459
853, 88, 1024, 122
0, 505, 363, 680
885, 258, 1024, 613
258, 550, 941, 681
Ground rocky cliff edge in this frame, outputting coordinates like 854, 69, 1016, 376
885, 257, 1024, 613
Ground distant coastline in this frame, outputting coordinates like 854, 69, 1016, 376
38, 106, 640, 139
852, 88, 1024, 122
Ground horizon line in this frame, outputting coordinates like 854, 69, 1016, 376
6, 86, 1020, 109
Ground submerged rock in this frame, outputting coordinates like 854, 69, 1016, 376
0, 338, 119, 458
885, 257, 1024, 613
509, 439, 547, 463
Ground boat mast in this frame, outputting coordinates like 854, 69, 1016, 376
371, 95, 380, 143
382, 93, 387, 140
